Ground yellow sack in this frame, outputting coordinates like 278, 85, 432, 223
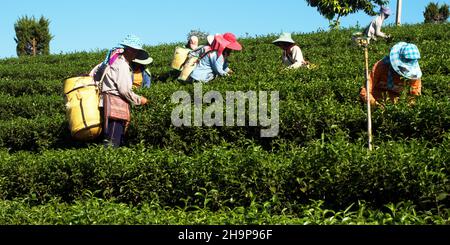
178, 56, 198, 82
171, 47, 190, 71
63, 76, 102, 141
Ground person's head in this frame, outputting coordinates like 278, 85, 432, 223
132, 51, 153, 70
187, 36, 199, 50
223, 32, 242, 51
123, 47, 139, 61
389, 42, 422, 80
272, 33, 296, 49
381, 6, 391, 19
223, 48, 232, 58
274, 41, 293, 50
130, 62, 144, 71
210, 33, 242, 58
119, 34, 149, 63
223, 33, 242, 51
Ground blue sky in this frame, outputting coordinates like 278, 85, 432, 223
1, 0, 448, 58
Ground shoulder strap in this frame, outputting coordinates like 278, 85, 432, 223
196, 48, 214, 64
98, 65, 111, 94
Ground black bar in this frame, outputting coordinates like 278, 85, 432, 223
0, 225, 449, 243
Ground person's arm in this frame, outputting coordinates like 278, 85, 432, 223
288, 46, 305, 69
210, 54, 229, 76
223, 59, 231, 73
406, 79, 421, 105
114, 63, 143, 106
409, 79, 422, 96
360, 63, 379, 105
408, 79, 421, 105
374, 16, 388, 38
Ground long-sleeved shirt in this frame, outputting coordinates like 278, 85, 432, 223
190, 51, 230, 83
364, 14, 388, 40
97, 55, 142, 107
360, 59, 422, 105
282, 45, 305, 69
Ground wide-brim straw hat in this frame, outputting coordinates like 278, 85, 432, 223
272, 32, 296, 44
389, 42, 422, 79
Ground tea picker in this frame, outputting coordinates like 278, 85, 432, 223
352, 33, 373, 151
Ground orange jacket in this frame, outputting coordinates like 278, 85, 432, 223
360, 59, 421, 105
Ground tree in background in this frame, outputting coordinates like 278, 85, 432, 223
305, 0, 389, 29
424, 2, 449, 24
14, 16, 53, 57
187, 29, 209, 45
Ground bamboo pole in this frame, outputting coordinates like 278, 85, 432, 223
364, 46, 373, 151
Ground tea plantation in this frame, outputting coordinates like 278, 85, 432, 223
0, 23, 449, 224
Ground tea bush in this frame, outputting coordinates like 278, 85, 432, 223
0, 23, 448, 224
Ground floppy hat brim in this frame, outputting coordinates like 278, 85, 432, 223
133, 49, 152, 65
272, 36, 295, 44
272, 40, 295, 44
227, 42, 242, 51
133, 57, 153, 65
389, 42, 422, 79
122, 45, 150, 62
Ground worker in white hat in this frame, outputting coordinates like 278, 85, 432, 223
272, 32, 307, 69
131, 51, 153, 89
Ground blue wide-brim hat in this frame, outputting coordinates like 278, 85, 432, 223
389, 42, 422, 79
119, 34, 149, 56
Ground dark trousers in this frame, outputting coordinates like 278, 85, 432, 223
100, 108, 125, 147
104, 119, 125, 147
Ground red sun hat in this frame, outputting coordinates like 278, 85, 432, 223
211, 34, 230, 57
223, 32, 242, 51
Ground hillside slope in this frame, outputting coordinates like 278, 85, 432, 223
0, 23, 449, 224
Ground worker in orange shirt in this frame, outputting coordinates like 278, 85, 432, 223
360, 42, 422, 106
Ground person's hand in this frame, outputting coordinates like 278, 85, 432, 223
141, 97, 148, 105
407, 96, 417, 106
375, 101, 385, 110
227, 69, 234, 75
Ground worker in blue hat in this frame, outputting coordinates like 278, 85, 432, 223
91, 34, 150, 147
360, 42, 422, 106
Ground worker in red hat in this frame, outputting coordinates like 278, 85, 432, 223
189, 33, 242, 83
